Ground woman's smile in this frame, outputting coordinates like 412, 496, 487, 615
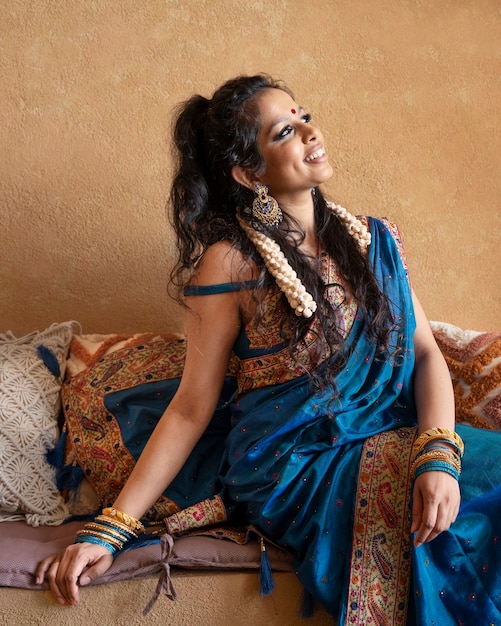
254, 88, 333, 203
305, 147, 328, 163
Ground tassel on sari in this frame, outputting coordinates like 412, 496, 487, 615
259, 536, 275, 596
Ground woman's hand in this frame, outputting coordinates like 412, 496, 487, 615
35, 543, 113, 605
411, 470, 460, 547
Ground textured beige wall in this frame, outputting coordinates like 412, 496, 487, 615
1, 0, 499, 336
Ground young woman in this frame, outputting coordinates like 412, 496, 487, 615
37, 74, 501, 625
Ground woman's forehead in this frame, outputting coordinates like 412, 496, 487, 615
256, 89, 299, 132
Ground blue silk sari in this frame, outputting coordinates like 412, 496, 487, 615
218, 218, 418, 622
168, 217, 501, 624
411, 422, 501, 625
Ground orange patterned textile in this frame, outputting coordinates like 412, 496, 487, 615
432, 324, 501, 430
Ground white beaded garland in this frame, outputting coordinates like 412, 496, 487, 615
326, 202, 372, 251
237, 203, 371, 319
237, 214, 316, 318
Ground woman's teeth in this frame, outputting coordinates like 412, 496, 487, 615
305, 149, 324, 162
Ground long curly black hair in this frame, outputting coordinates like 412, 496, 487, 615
168, 74, 397, 390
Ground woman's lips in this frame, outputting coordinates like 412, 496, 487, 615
305, 148, 327, 162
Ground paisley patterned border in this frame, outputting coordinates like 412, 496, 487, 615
62, 336, 190, 517
347, 427, 416, 625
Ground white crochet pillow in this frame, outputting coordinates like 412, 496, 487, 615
0, 322, 77, 526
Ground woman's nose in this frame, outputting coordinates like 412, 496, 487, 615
302, 125, 318, 143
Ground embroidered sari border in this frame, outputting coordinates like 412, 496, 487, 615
347, 427, 416, 625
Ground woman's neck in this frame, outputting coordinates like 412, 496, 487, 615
279, 196, 318, 257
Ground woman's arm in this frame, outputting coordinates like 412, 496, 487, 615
112, 258, 243, 517
410, 289, 460, 547
411, 290, 455, 434
36, 242, 252, 604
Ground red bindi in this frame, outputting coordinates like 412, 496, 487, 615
291, 108, 296, 114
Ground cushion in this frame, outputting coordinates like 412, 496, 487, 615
431, 321, 501, 430
0, 520, 294, 589
0, 322, 77, 526
65, 332, 180, 379
57, 332, 182, 516
61, 332, 185, 516
61, 334, 238, 520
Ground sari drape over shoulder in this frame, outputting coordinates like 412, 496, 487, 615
164, 217, 501, 625
217, 217, 418, 622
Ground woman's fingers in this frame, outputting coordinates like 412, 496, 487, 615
49, 554, 79, 605
36, 544, 113, 605
414, 503, 448, 546
35, 551, 75, 605
411, 472, 460, 547
78, 552, 113, 586
35, 554, 58, 585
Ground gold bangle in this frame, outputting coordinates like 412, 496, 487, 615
95, 515, 139, 537
413, 428, 464, 458
410, 448, 461, 480
413, 443, 462, 463
102, 507, 145, 534
85, 522, 130, 542
412, 449, 461, 472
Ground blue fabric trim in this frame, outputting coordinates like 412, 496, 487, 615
184, 280, 261, 296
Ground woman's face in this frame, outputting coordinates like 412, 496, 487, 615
254, 88, 333, 205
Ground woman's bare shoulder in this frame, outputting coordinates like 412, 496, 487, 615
192, 241, 257, 285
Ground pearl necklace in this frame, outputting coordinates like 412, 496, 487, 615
237, 203, 371, 319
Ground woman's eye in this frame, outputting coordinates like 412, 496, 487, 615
275, 113, 312, 141
276, 125, 294, 140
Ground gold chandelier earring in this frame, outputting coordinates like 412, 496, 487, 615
252, 183, 283, 227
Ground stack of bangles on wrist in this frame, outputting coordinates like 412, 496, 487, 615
74, 507, 146, 556
410, 427, 464, 482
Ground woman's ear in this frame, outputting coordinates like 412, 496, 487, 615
231, 165, 259, 192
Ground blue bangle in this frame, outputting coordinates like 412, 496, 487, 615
415, 443, 461, 462
414, 460, 460, 481
427, 438, 464, 458
74, 534, 119, 555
